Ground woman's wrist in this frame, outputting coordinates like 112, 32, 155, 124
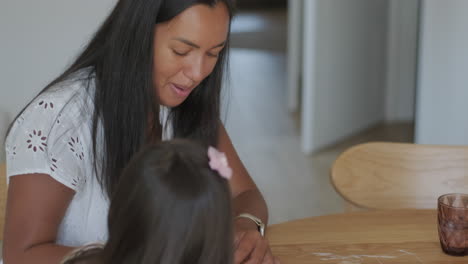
235, 215, 259, 231
232, 189, 268, 223
235, 213, 266, 236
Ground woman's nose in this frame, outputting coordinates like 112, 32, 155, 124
184, 57, 210, 84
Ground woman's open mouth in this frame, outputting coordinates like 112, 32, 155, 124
170, 83, 192, 97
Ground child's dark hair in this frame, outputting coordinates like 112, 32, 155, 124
63, 139, 233, 264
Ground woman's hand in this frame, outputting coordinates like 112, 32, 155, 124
234, 218, 280, 264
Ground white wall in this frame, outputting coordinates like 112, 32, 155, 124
415, 0, 468, 145
301, 0, 389, 153
385, 0, 419, 122
0, 0, 115, 156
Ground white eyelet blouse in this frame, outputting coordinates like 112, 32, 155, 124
4, 68, 172, 250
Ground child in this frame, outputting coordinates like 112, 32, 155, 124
61, 139, 234, 264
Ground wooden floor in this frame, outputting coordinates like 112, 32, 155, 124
227, 8, 414, 224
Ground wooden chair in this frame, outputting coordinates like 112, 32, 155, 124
0, 162, 6, 241
330, 142, 468, 211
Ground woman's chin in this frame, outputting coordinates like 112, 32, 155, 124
159, 97, 187, 108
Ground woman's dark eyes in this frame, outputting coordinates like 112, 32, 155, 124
173, 49, 219, 58
173, 50, 188, 56
207, 53, 219, 58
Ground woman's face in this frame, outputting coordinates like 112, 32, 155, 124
153, 3, 230, 107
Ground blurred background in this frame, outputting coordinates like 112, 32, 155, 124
1, 0, 468, 224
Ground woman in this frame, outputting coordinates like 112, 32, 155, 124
3, 0, 278, 263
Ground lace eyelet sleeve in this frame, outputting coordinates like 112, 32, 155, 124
6, 90, 89, 192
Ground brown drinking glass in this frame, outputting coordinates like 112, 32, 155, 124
438, 193, 468, 256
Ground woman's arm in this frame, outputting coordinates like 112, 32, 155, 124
3, 174, 76, 264
217, 124, 268, 223
217, 124, 279, 264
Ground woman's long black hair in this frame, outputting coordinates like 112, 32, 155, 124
7, 0, 235, 197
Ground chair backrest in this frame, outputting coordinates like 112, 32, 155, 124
0, 162, 6, 240
331, 142, 468, 211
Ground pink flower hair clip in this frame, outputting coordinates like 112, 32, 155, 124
208, 146, 232, 180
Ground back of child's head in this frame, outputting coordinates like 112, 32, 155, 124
62, 139, 233, 264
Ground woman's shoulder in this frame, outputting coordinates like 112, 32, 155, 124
7, 68, 96, 142
40, 67, 96, 112
5, 68, 97, 187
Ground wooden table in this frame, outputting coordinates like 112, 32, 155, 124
267, 209, 467, 264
